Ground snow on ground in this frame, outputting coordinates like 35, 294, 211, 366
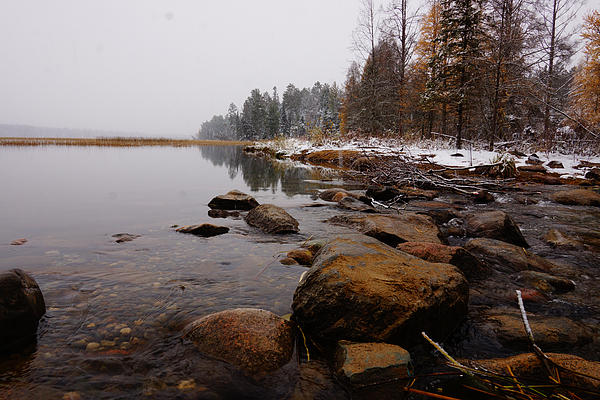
265, 137, 600, 180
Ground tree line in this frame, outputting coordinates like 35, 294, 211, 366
198, 0, 599, 152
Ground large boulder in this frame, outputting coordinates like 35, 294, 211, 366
550, 189, 600, 207
463, 211, 529, 248
0, 269, 46, 352
208, 189, 259, 210
328, 213, 448, 247
292, 235, 468, 347
244, 204, 299, 234
397, 242, 489, 281
182, 308, 294, 378
464, 238, 555, 273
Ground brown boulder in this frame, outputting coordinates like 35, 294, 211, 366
0, 269, 46, 352
464, 237, 555, 273
286, 249, 313, 265
585, 167, 600, 180
328, 213, 448, 247
516, 270, 575, 294
336, 197, 379, 213
464, 210, 529, 248
245, 204, 299, 234
208, 189, 259, 210
292, 235, 468, 347
176, 224, 229, 237
550, 189, 600, 207
518, 164, 547, 173
183, 308, 294, 378
397, 242, 489, 281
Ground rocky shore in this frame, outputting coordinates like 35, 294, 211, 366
4, 145, 600, 399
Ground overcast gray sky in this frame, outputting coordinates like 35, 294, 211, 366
0, 0, 390, 137
0, 0, 596, 138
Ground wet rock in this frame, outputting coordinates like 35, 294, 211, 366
444, 217, 466, 237
336, 197, 379, 213
279, 257, 299, 266
286, 249, 313, 266
332, 191, 348, 202
464, 238, 556, 273
365, 185, 403, 201
397, 242, 489, 281
292, 235, 468, 347
0, 269, 46, 352
207, 209, 240, 219
586, 167, 600, 180
333, 340, 411, 385
208, 189, 259, 211
245, 204, 299, 234
183, 308, 294, 378
472, 190, 495, 204
546, 160, 564, 169
328, 213, 448, 247
531, 174, 562, 185
515, 195, 538, 205
466, 353, 600, 391
318, 188, 372, 204
416, 207, 462, 225
176, 224, 229, 237
484, 308, 591, 350
551, 189, 600, 207
544, 229, 580, 249
10, 238, 27, 245
464, 210, 529, 248
516, 270, 575, 294
112, 233, 142, 243
526, 154, 544, 165
518, 164, 547, 173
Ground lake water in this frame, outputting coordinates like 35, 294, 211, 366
0, 145, 355, 399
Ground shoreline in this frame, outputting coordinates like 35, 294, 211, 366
0, 137, 253, 147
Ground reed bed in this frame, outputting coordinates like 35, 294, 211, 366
0, 137, 252, 147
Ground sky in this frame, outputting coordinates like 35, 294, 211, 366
0, 0, 596, 138
0, 0, 388, 138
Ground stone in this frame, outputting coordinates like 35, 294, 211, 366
397, 242, 489, 281
516, 270, 575, 294
292, 235, 468, 347
466, 353, 600, 392
328, 213, 448, 247
515, 195, 538, 205
484, 308, 591, 350
183, 308, 294, 377
464, 238, 555, 273
244, 204, 299, 234
0, 269, 46, 352
208, 189, 259, 210
463, 210, 529, 248
472, 190, 495, 204
333, 341, 411, 385
551, 189, 600, 207
10, 238, 27, 245
543, 229, 580, 249
416, 207, 462, 225
332, 191, 348, 202
208, 209, 240, 219
526, 155, 544, 165
176, 224, 229, 237
279, 257, 299, 266
365, 185, 403, 201
586, 167, 600, 180
286, 249, 313, 265
518, 165, 547, 173
351, 157, 373, 171
318, 188, 372, 205
546, 160, 564, 169
112, 233, 141, 243
336, 197, 379, 213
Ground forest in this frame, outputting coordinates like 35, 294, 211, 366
197, 0, 600, 154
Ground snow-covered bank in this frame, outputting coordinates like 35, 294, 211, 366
260, 137, 600, 180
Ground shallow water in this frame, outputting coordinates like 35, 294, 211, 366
0, 145, 356, 399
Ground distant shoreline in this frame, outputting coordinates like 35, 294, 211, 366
0, 137, 253, 147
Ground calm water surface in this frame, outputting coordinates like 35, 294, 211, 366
0, 145, 354, 399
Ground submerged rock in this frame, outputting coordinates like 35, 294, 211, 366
516, 270, 575, 294
112, 233, 142, 243
10, 238, 28, 245
292, 235, 468, 347
183, 308, 294, 378
328, 213, 448, 247
550, 189, 600, 207
0, 269, 46, 352
543, 229, 580, 249
463, 210, 529, 248
244, 204, 299, 234
335, 196, 379, 213
286, 249, 313, 266
208, 189, 259, 210
176, 224, 229, 237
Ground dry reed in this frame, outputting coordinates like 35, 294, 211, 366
0, 137, 252, 147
